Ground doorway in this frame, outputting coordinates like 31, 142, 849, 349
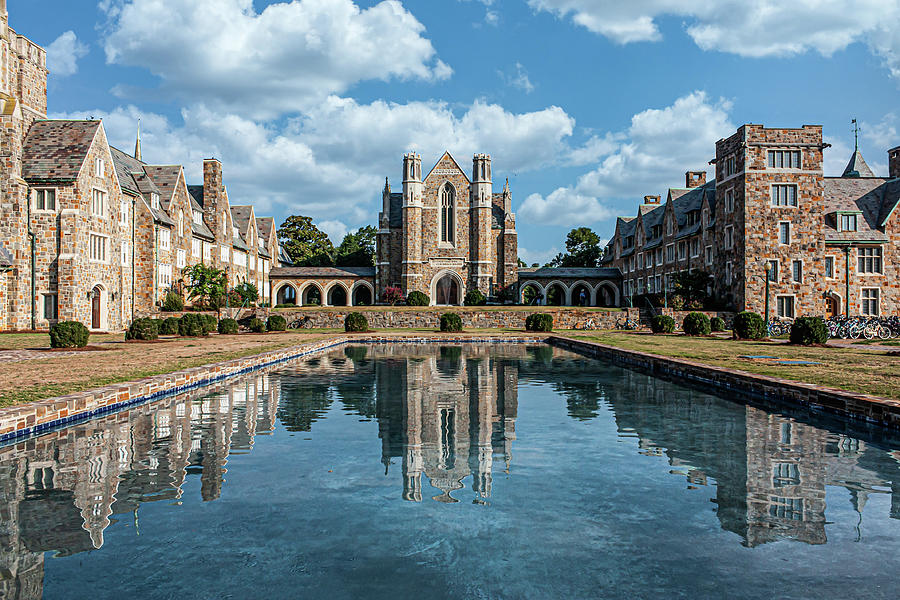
435, 274, 460, 306
91, 286, 102, 329
825, 296, 838, 319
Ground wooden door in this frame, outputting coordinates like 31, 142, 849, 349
91, 288, 101, 329
825, 297, 837, 319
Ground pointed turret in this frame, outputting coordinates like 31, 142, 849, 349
842, 150, 875, 178
502, 177, 511, 213
134, 118, 142, 162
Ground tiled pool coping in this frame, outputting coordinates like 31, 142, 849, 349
549, 336, 900, 430
0, 335, 548, 444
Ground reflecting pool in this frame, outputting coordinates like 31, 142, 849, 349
2, 344, 900, 599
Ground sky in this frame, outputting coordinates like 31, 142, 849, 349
15, 0, 900, 265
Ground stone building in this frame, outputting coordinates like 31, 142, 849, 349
0, 5, 284, 331
604, 123, 900, 318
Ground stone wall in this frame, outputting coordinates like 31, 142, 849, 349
658, 309, 735, 329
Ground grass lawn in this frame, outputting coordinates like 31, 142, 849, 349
564, 331, 900, 399
273, 305, 625, 313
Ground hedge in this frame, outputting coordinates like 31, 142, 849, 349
267, 315, 287, 332
125, 317, 159, 341
790, 316, 829, 345
525, 313, 553, 332
710, 316, 726, 332
159, 317, 181, 336
248, 317, 266, 333
200, 314, 217, 335
406, 291, 430, 306
733, 311, 766, 340
440, 313, 463, 333
217, 318, 239, 335
50, 321, 90, 348
463, 289, 486, 306
178, 313, 206, 337
345, 312, 368, 333
683, 312, 711, 336
162, 291, 184, 312
650, 315, 675, 334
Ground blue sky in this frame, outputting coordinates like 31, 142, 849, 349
17, 0, 900, 264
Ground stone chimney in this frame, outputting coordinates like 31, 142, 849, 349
643, 195, 661, 204
890, 146, 900, 179
202, 158, 226, 240
685, 171, 706, 188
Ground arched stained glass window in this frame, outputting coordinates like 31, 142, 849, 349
441, 183, 455, 243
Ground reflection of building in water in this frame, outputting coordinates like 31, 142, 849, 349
605, 368, 900, 547
0, 372, 280, 599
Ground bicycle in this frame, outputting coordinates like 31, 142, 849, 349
615, 318, 639, 331
289, 316, 313, 329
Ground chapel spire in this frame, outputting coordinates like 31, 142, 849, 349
134, 118, 142, 162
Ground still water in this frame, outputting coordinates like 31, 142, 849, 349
2, 344, 900, 599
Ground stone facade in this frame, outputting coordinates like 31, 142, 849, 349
0, 6, 284, 331
605, 123, 900, 318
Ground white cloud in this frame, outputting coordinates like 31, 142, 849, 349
53, 97, 575, 228
459, 0, 499, 25
518, 245, 560, 266
528, 0, 900, 80
101, 0, 451, 118
46, 31, 89, 77
318, 220, 349, 244
499, 62, 535, 93
862, 113, 899, 151
521, 91, 734, 226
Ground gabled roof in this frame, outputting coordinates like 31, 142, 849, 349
256, 217, 275, 257
877, 179, 900, 226
424, 151, 470, 184
109, 146, 144, 196
23, 120, 101, 183
230, 205, 254, 239
842, 150, 876, 178
187, 185, 204, 208
142, 165, 183, 209
270, 266, 375, 278
824, 177, 889, 241
518, 267, 622, 279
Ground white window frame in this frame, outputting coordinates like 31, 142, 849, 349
665, 243, 675, 263
159, 263, 173, 288
33, 188, 56, 212
151, 193, 160, 210
839, 213, 859, 232
778, 221, 791, 245
791, 259, 803, 284
91, 189, 106, 217
177, 248, 186, 269
89, 233, 108, 263
95, 158, 105, 178
192, 238, 202, 259
725, 260, 733, 285
771, 184, 799, 207
776, 295, 796, 319
655, 248, 663, 266
43, 293, 58, 321
690, 238, 700, 258
121, 242, 128, 267
204, 243, 213, 262
724, 225, 734, 250
857, 246, 883, 275
159, 228, 171, 251
725, 189, 734, 213
677, 240, 687, 261
824, 256, 835, 279
861, 288, 880, 316
705, 245, 713, 266
221, 245, 230, 263
767, 149, 801, 169
767, 259, 779, 282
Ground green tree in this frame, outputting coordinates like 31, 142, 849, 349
183, 264, 227, 309
517, 257, 528, 268
277, 215, 335, 266
672, 270, 712, 308
335, 225, 377, 266
561, 227, 603, 267
232, 281, 259, 306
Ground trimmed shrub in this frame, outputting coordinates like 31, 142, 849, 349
200, 314, 217, 335
274, 303, 296, 309
162, 290, 184, 312
178, 313, 206, 337
525, 313, 553, 332
383, 286, 404, 306
267, 315, 287, 332
248, 317, 266, 333
733, 311, 766, 340
217, 318, 239, 335
125, 318, 158, 341
440, 313, 463, 333
683, 312, 711, 336
406, 291, 430, 306
650, 315, 676, 334
710, 316, 726, 332
159, 317, 181, 336
345, 312, 369, 333
790, 316, 829, 345
463, 289, 487, 306
49, 321, 90, 348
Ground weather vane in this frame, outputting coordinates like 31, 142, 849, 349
851, 118, 860, 151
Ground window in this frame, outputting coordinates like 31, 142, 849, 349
159, 228, 171, 251
824, 256, 834, 279
637, 253, 644, 270
121, 242, 128, 266
690, 238, 700, 258
724, 225, 734, 249
249, 255, 256, 271
776, 296, 795, 318
234, 251, 247, 267
725, 189, 734, 213
655, 275, 662, 293
778, 222, 791, 245
232, 226, 239, 239
656, 248, 663, 266
192, 210, 202, 225
723, 155, 736, 177
43, 293, 57, 320
857, 247, 882, 274
767, 260, 779, 282
768, 150, 801, 169
34, 189, 56, 211
637, 278, 644, 294
120, 198, 129, 226
204, 243, 213, 262
791, 260, 803, 283
769, 497, 803, 521
678, 241, 687, 261
159, 264, 172, 288
780, 422, 793, 446
771, 184, 798, 207
179, 212, 185, 236
705, 245, 713, 265
440, 183, 456, 243
95, 158, 105, 177
725, 261, 733, 284
89, 234, 107, 262
221, 246, 230, 262
839, 213, 858, 232
91, 189, 106, 217
666, 244, 675, 263
773, 462, 801, 487
177, 249, 186, 269
862, 289, 880, 316
192, 238, 201, 258
151, 193, 160, 210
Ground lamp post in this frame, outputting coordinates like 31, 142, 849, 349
763, 261, 772, 326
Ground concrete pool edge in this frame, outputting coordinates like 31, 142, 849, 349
549, 336, 900, 429
0, 334, 549, 443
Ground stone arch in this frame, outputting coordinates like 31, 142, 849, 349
519, 280, 544, 305
430, 269, 463, 306
544, 281, 567, 306
325, 281, 350, 307
569, 280, 595, 307
825, 291, 842, 318
352, 281, 374, 306
275, 283, 298, 306
300, 282, 324, 306
594, 281, 620, 307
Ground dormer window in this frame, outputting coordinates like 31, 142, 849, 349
233, 226, 239, 239
192, 210, 202, 225
151, 193, 160, 210
839, 213, 859, 232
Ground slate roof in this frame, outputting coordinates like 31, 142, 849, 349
270, 266, 376, 278
0, 245, 13, 269
22, 120, 101, 183
232, 236, 249, 252
519, 267, 622, 279
823, 177, 890, 241
388, 192, 403, 228
842, 150, 876, 178
256, 217, 275, 258
230, 206, 254, 237
142, 165, 182, 209
185, 184, 216, 239
109, 146, 173, 227
187, 185, 204, 207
